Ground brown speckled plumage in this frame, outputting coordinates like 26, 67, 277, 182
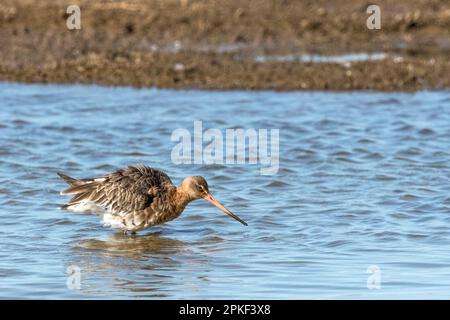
58, 165, 247, 233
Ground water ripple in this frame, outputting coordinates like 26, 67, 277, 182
1, 83, 450, 299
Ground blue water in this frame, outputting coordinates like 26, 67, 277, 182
255, 52, 389, 64
1, 82, 450, 299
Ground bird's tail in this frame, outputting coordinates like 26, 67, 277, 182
57, 172, 79, 186
57, 172, 99, 206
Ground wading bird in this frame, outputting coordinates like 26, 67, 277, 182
58, 165, 247, 234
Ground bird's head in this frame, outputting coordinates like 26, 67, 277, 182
180, 176, 248, 226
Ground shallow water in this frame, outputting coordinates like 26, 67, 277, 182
1, 82, 450, 299
254, 52, 390, 64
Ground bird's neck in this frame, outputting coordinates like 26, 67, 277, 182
173, 185, 195, 211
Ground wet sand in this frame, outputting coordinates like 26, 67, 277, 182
1, 0, 449, 90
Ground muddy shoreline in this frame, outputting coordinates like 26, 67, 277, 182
1, 0, 449, 91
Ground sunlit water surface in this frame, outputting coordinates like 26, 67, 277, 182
1, 82, 450, 299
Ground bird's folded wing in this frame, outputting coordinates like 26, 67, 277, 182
62, 165, 174, 216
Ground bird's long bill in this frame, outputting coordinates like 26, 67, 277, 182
203, 193, 248, 226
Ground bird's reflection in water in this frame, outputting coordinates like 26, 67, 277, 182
77, 231, 190, 258
69, 231, 212, 298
